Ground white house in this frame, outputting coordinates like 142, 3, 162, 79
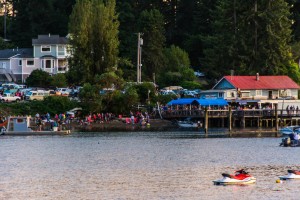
0, 34, 70, 83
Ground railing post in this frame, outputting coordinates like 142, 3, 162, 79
228, 106, 232, 132
275, 104, 278, 134
205, 107, 208, 136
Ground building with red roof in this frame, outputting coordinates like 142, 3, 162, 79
211, 74, 300, 101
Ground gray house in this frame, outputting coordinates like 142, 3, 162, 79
0, 34, 69, 83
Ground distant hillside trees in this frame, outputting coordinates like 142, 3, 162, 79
202, 0, 297, 80
8, 0, 75, 47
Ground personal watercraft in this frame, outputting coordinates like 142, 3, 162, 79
213, 169, 256, 185
279, 170, 300, 180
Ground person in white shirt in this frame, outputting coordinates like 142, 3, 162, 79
294, 133, 299, 141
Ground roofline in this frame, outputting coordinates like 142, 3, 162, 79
212, 76, 236, 89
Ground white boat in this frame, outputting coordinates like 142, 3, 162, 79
213, 170, 256, 185
178, 121, 199, 128
279, 170, 300, 180
1, 116, 70, 136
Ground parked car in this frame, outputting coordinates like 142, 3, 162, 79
56, 88, 72, 96
160, 90, 177, 95
25, 90, 49, 101
0, 93, 21, 102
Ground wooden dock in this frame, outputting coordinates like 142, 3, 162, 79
162, 105, 299, 135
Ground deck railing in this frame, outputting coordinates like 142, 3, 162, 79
161, 109, 297, 118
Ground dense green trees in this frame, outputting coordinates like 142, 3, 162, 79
138, 9, 166, 81
68, 0, 119, 84
201, 0, 296, 84
2, 0, 300, 87
8, 0, 74, 47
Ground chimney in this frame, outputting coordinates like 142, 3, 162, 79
256, 73, 259, 81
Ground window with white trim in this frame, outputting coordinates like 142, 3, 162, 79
2, 62, 6, 69
18, 60, 22, 66
241, 92, 250, 97
256, 90, 262, 96
41, 45, 51, 52
27, 60, 34, 66
218, 92, 223, 98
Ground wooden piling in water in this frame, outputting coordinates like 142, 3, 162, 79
275, 104, 278, 132
228, 106, 232, 132
204, 107, 208, 136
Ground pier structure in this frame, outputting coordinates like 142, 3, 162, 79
162, 106, 300, 131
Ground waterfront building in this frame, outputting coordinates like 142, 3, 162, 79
199, 74, 300, 108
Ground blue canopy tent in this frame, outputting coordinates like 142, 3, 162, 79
167, 98, 198, 105
192, 99, 228, 106
167, 98, 228, 106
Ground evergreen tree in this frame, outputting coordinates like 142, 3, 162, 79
8, 0, 75, 47
68, 0, 119, 84
137, 9, 165, 81
202, 0, 294, 83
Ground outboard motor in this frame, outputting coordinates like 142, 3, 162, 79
281, 137, 291, 147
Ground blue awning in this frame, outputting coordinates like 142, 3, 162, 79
167, 98, 228, 106
167, 98, 198, 105
192, 99, 228, 106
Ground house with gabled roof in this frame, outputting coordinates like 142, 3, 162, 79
0, 34, 69, 83
199, 74, 300, 107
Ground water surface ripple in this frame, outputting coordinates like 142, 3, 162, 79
1, 132, 299, 200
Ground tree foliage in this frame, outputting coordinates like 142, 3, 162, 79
202, 0, 294, 84
8, 0, 74, 47
51, 73, 68, 88
25, 69, 52, 87
138, 9, 166, 80
68, 0, 119, 84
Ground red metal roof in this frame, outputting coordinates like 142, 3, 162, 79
224, 75, 300, 90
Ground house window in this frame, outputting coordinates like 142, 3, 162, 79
2, 62, 6, 69
286, 89, 291, 97
19, 60, 22, 66
218, 93, 223, 98
45, 60, 51, 68
256, 90, 262, 96
41, 45, 51, 52
241, 92, 250, 97
58, 45, 65, 56
27, 60, 34, 66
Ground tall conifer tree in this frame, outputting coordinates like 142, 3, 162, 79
68, 0, 119, 84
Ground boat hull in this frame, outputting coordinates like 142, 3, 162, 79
213, 177, 256, 185
1, 130, 71, 136
279, 173, 300, 180
178, 123, 198, 128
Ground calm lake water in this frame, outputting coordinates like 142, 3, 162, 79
1, 132, 300, 200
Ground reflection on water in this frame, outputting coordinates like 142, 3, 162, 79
0, 132, 300, 199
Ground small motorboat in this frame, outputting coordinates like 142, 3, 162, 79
279, 126, 300, 135
213, 169, 256, 185
279, 170, 300, 180
177, 117, 200, 128
280, 137, 300, 147
178, 121, 199, 128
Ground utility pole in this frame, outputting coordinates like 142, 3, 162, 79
137, 33, 143, 83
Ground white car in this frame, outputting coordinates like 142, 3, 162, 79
0, 93, 21, 102
56, 88, 72, 96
